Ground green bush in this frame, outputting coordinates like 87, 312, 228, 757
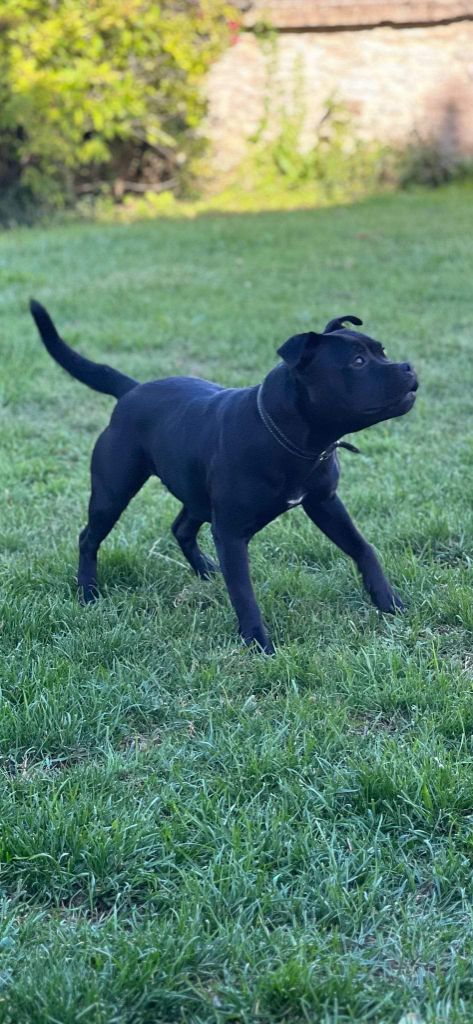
397, 135, 473, 188
0, 0, 234, 214
228, 96, 390, 210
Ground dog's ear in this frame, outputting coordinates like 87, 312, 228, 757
277, 331, 321, 371
324, 315, 363, 333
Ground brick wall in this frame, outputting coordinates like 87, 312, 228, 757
205, 9, 473, 176
243, 1, 473, 28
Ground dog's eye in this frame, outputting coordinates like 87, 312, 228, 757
352, 355, 366, 368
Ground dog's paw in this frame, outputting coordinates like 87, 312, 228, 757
241, 626, 275, 655
368, 582, 405, 615
359, 549, 405, 615
390, 590, 405, 613
250, 638, 275, 656
195, 554, 219, 579
78, 583, 100, 605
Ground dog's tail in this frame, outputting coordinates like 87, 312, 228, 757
29, 300, 139, 399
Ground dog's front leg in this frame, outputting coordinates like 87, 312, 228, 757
211, 523, 274, 654
302, 493, 404, 613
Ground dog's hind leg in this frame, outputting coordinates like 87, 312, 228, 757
78, 427, 150, 603
172, 507, 218, 579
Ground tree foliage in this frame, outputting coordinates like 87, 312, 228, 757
0, 0, 234, 207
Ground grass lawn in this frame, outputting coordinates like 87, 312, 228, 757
1, 184, 473, 1023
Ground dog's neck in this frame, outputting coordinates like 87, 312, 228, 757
259, 364, 346, 458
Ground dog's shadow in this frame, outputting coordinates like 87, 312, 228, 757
97, 553, 146, 595
94, 546, 222, 611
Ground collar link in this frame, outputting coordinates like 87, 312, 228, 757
256, 383, 360, 462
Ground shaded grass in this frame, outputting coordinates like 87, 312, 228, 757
1, 184, 473, 1021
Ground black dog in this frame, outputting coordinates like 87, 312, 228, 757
30, 301, 418, 654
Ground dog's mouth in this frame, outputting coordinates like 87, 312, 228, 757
364, 379, 419, 417
400, 378, 419, 405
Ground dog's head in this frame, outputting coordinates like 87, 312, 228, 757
277, 315, 418, 435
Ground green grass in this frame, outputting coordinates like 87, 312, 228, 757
1, 183, 473, 1022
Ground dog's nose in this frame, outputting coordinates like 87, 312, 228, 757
401, 362, 419, 392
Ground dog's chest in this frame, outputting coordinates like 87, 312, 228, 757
287, 492, 306, 507
283, 458, 334, 509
